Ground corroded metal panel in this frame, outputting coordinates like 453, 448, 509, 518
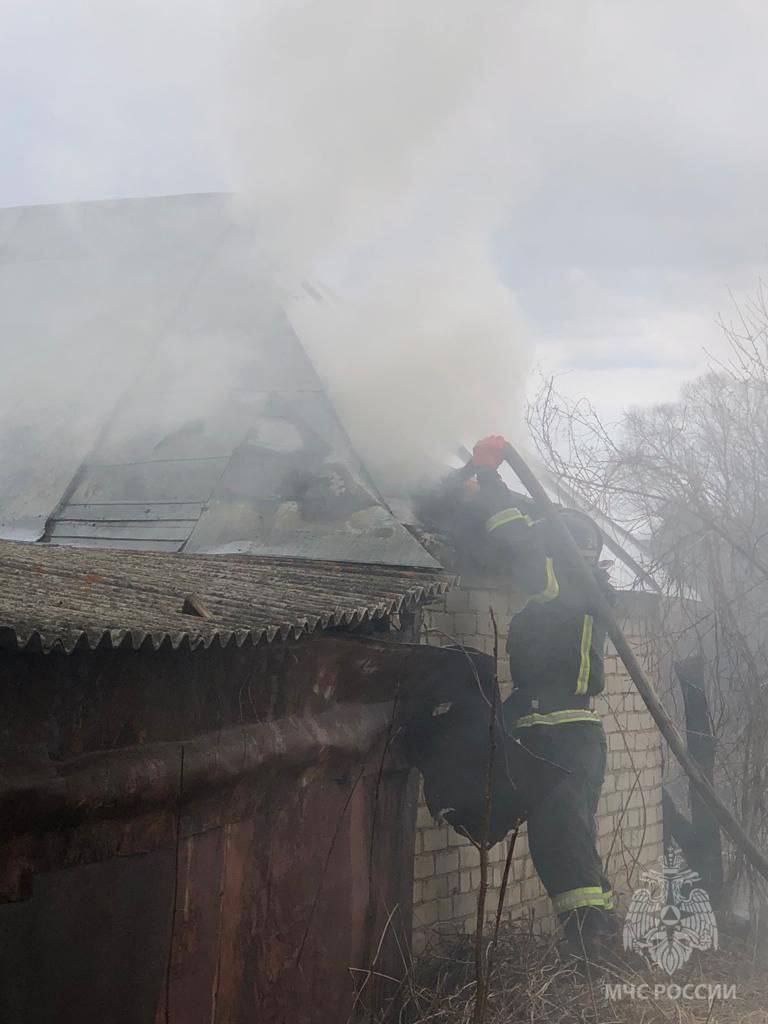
164, 828, 227, 1024
0, 634, 427, 1022
0, 849, 175, 1024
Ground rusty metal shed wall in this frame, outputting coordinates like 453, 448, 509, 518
0, 634, 442, 1023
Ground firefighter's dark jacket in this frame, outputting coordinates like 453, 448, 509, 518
468, 466, 616, 715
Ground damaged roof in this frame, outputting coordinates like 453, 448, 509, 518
0, 193, 438, 569
0, 539, 450, 654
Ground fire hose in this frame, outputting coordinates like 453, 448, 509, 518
501, 442, 768, 883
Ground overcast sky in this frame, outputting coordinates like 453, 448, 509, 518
3, 1, 768, 429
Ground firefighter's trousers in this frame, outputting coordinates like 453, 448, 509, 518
514, 717, 613, 934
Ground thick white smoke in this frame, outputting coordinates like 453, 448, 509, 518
215, 0, 533, 487
3, 0, 539, 498
288, 251, 525, 490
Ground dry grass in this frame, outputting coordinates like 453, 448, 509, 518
376, 923, 768, 1024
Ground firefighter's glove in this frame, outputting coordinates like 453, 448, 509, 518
472, 435, 508, 469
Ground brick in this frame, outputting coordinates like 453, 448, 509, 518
414, 853, 435, 879
435, 850, 459, 875
416, 803, 436, 829
641, 768, 661, 789
504, 880, 523, 906
433, 920, 464, 942
453, 612, 478, 635
423, 611, 454, 638
628, 826, 649, 850
645, 821, 663, 843
474, 609, 492, 634
598, 814, 615, 837
438, 897, 454, 922
448, 829, 470, 848
414, 900, 439, 926
514, 854, 533, 878
476, 634, 496, 655
532, 895, 553, 921
445, 589, 469, 612
468, 589, 494, 612
616, 771, 637, 793
486, 844, 504, 864
597, 834, 613, 857
522, 876, 541, 901
492, 865, 509, 888
631, 754, 647, 774
606, 791, 623, 812
447, 872, 461, 896
460, 845, 481, 868
412, 931, 427, 956
421, 875, 449, 902
423, 827, 449, 852
453, 893, 479, 918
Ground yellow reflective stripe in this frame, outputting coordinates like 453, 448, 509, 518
483, 512, 559, 605
552, 887, 609, 914
575, 614, 593, 695
514, 709, 601, 728
603, 889, 615, 910
530, 556, 559, 604
485, 507, 533, 532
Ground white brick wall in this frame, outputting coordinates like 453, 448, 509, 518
413, 583, 664, 954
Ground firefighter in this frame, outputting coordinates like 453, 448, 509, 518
468, 435, 616, 953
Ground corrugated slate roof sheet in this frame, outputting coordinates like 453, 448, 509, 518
0, 540, 450, 654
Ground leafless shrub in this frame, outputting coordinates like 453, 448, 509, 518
376, 921, 768, 1024
528, 285, 768, 924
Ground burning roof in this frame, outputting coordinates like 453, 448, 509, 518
0, 193, 437, 569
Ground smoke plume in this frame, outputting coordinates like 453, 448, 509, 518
2, 0, 534, 499
212, 0, 531, 486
